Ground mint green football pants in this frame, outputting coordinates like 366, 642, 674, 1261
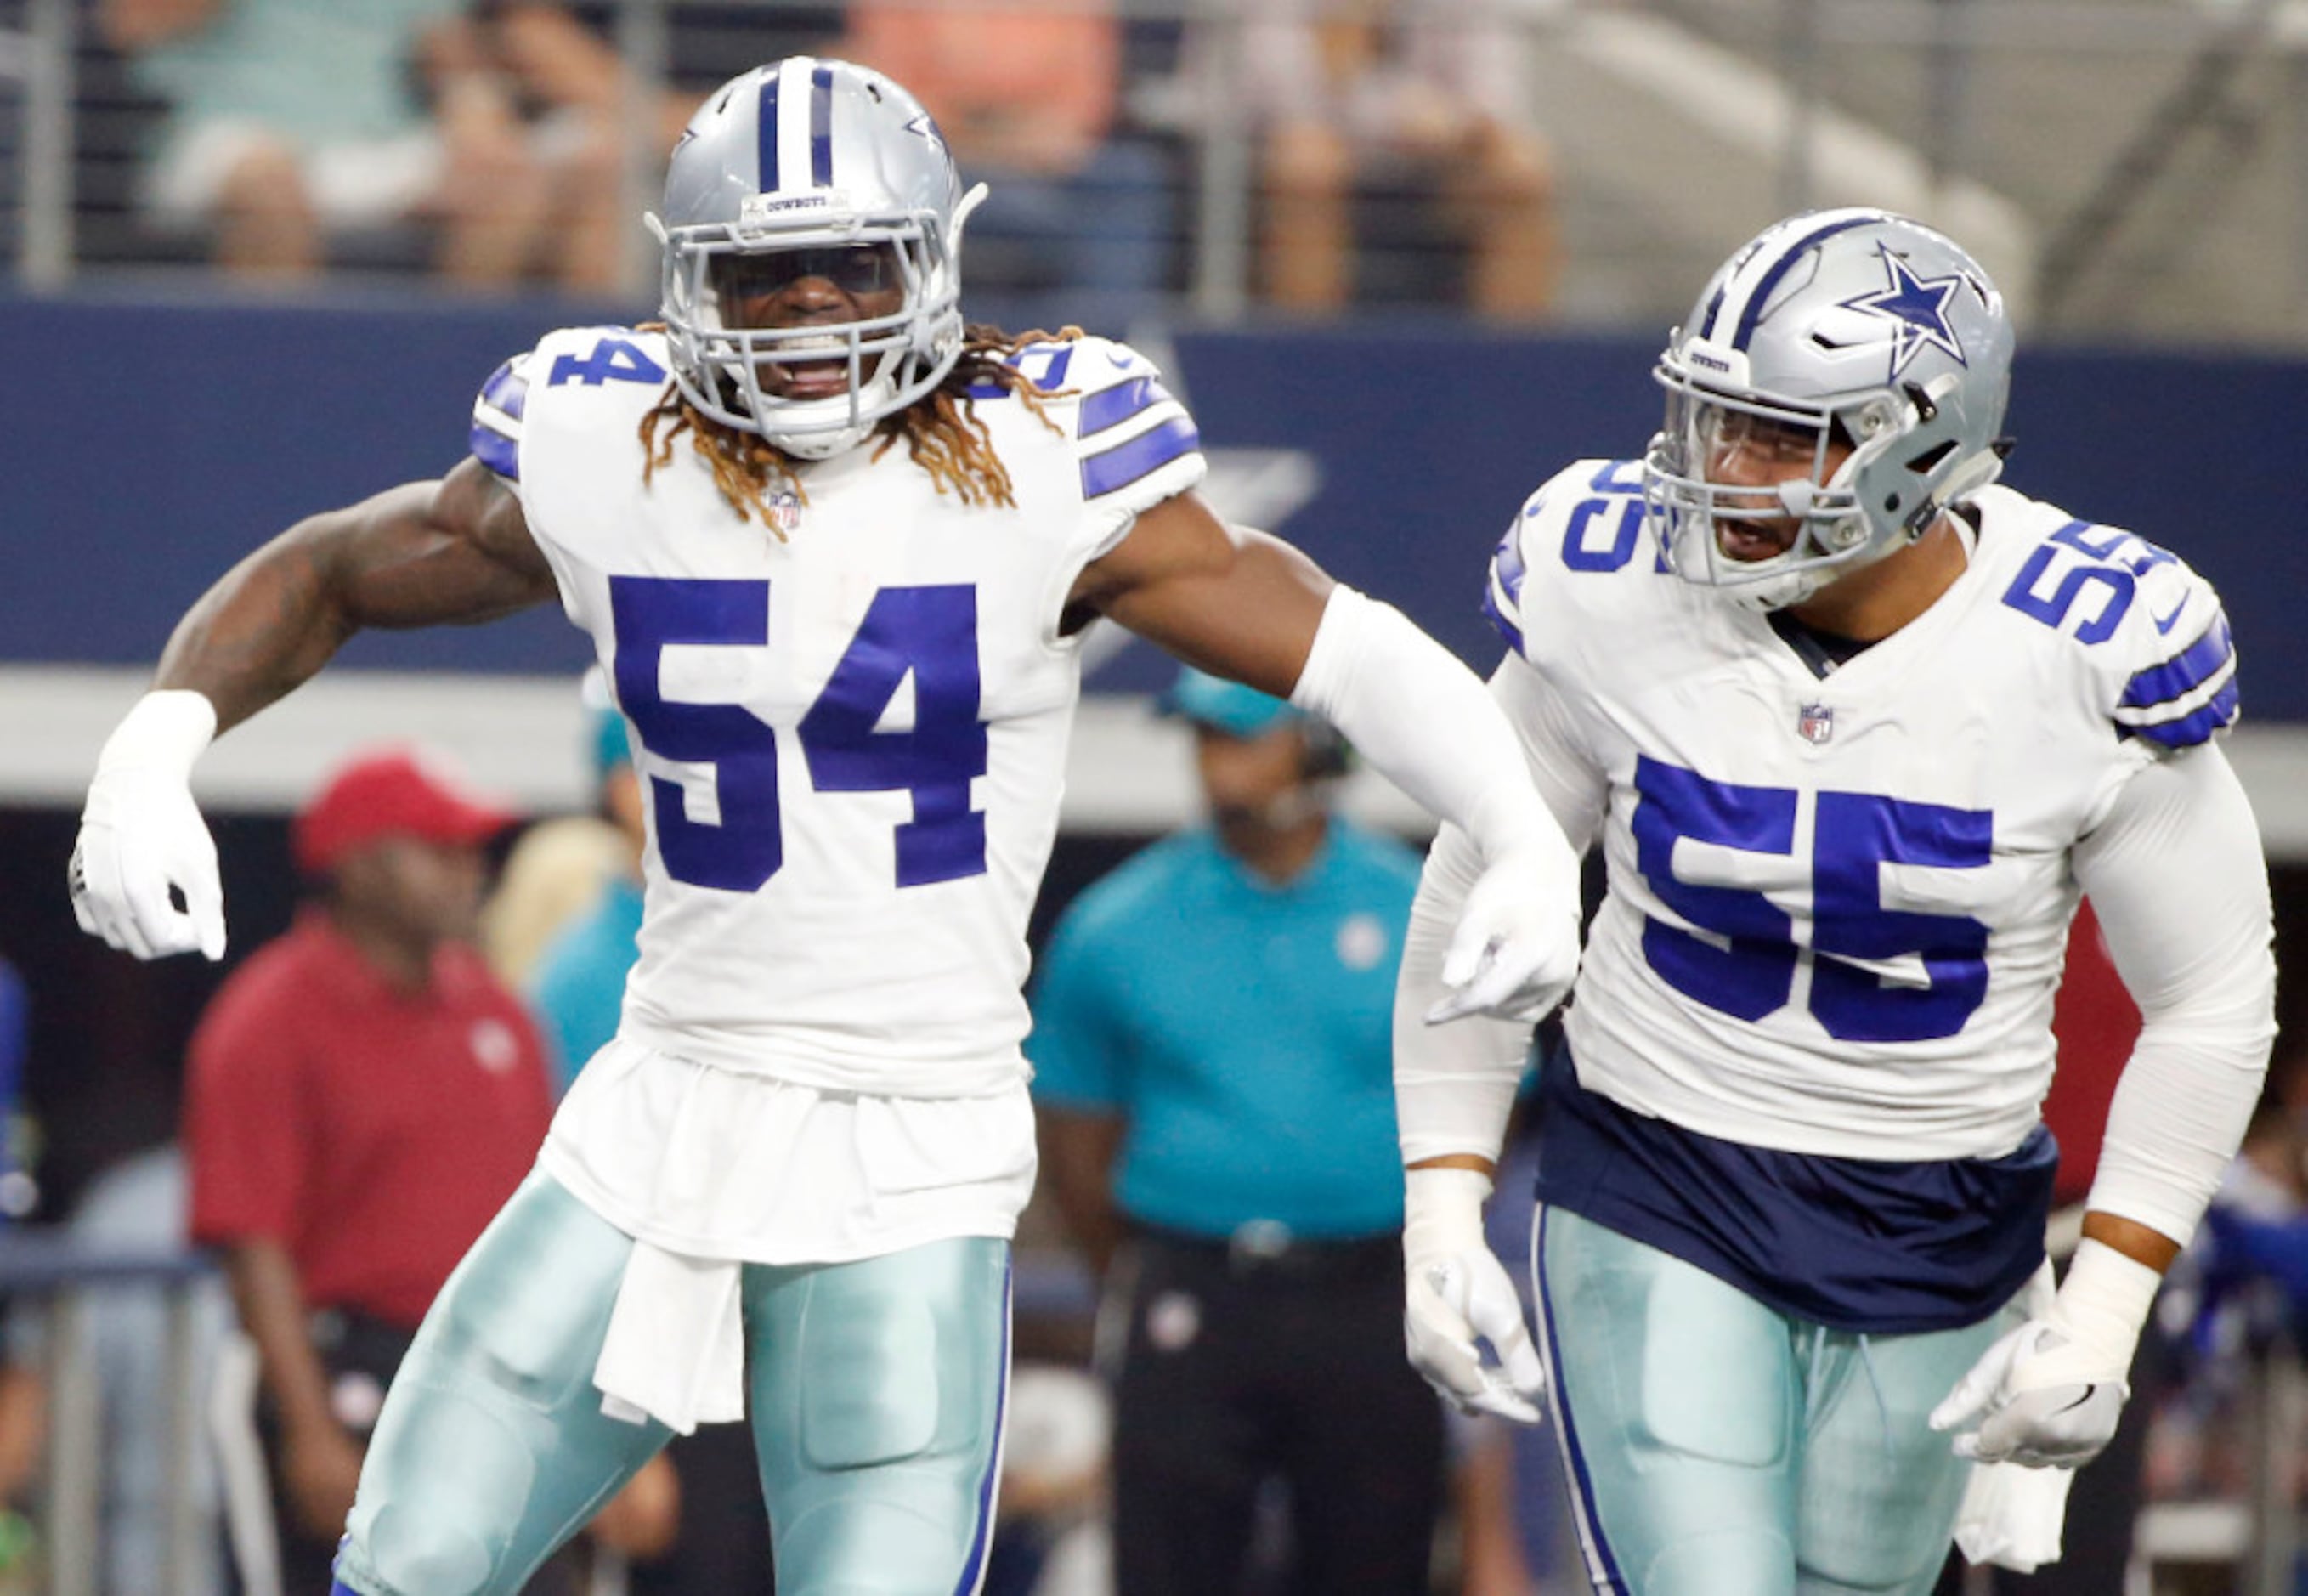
331, 1169, 1011, 1596
1536, 1206, 2021, 1596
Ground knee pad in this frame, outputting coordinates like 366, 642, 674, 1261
342, 1374, 544, 1596
1643, 1527, 1797, 1596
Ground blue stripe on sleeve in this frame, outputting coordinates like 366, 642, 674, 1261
480, 359, 529, 422
1491, 524, 1529, 611
469, 417, 519, 482
2134, 676, 2241, 750
1481, 526, 1530, 654
810, 63, 834, 186
1078, 376, 1175, 439
1480, 583, 1525, 656
2121, 611, 2233, 710
1079, 416, 1200, 499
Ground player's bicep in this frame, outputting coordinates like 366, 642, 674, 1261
2073, 744, 2272, 1018
327, 456, 557, 630
1073, 491, 1333, 699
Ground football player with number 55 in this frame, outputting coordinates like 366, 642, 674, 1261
67, 57, 1583, 1596
1393, 209, 2276, 1593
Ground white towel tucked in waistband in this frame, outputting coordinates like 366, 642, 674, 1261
592, 1238, 747, 1435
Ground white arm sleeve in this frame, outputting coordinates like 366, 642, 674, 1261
1291, 585, 1564, 864
2074, 742, 2276, 1246
1394, 654, 1609, 1165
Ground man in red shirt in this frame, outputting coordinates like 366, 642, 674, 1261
184, 746, 665, 1588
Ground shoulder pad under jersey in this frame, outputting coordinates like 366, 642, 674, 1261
1483, 458, 1650, 659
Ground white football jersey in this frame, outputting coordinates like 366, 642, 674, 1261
472, 328, 1206, 1100
1486, 460, 2238, 1161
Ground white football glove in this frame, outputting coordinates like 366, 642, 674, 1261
1929, 1240, 2160, 1469
1403, 1168, 1546, 1423
70, 691, 227, 962
1425, 838, 1581, 1025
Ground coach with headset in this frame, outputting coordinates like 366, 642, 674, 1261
1029, 667, 1446, 1596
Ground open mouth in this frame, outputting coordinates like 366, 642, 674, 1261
1715, 520, 1798, 563
763, 336, 851, 399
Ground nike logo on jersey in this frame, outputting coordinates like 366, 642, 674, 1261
2152, 596, 2189, 634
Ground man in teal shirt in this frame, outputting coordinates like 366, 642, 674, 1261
1029, 668, 1445, 1596
529, 706, 647, 1095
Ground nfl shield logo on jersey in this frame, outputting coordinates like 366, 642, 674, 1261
1797, 702, 1836, 744
767, 491, 802, 537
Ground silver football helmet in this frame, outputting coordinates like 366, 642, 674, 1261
649, 57, 986, 460
1643, 208, 2015, 611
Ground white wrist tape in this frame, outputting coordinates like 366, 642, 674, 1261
93, 690, 217, 782
2047, 1238, 2161, 1373
1403, 1167, 1493, 1259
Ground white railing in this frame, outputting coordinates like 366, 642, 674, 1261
0, 1236, 218, 1596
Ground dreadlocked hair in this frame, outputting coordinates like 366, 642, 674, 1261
636, 324, 1083, 535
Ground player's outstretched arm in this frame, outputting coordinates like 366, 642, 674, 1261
156, 457, 555, 733
1073, 490, 1582, 1023
71, 458, 556, 962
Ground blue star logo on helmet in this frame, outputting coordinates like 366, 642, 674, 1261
1841, 245, 1967, 379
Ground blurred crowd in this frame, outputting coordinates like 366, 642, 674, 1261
70, 0, 1558, 322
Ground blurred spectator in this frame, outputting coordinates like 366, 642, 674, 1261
99, 0, 664, 290
1029, 669, 1444, 1596
843, 3, 1174, 310
1216, 0, 1557, 319
528, 701, 647, 1095
984, 1363, 1114, 1596
0, 1331, 36, 1595
479, 805, 627, 988
524, 702, 778, 1596
0, 959, 29, 1225
2135, 1061, 2308, 1519
0, 958, 39, 1591
184, 745, 674, 1588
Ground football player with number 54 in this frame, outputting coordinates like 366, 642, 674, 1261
67, 58, 1582, 1596
1394, 210, 2275, 1593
